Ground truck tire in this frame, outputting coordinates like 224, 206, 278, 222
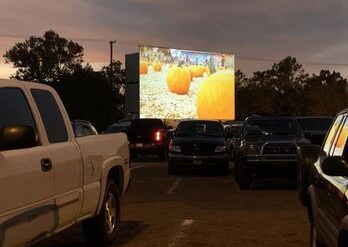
82, 179, 120, 247
131, 149, 138, 161
238, 169, 251, 190
168, 162, 177, 175
159, 148, 167, 161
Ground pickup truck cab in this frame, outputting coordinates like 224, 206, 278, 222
0, 79, 130, 247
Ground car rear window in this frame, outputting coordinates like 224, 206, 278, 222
176, 121, 224, 137
131, 119, 164, 131
245, 118, 301, 137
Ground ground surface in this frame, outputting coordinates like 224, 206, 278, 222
34, 158, 309, 247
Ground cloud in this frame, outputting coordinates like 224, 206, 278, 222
1, 0, 348, 78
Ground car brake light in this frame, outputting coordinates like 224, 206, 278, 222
154, 130, 162, 142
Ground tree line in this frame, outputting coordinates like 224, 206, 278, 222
235, 57, 348, 120
2, 30, 348, 129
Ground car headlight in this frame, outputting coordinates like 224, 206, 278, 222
170, 145, 181, 153
215, 145, 226, 153
246, 145, 260, 155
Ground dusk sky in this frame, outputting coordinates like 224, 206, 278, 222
1, 0, 348, 78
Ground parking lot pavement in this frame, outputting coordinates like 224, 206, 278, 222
35, 158, 309, 247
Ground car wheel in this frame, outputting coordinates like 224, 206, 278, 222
82, 179, 120, 247
131, 149, 138, 161
238, 169, 251, 190
159, 148, 167, 161
220, 162, 229, 176
168, 162, 177, 175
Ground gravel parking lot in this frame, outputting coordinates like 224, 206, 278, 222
35, 158, 309, 247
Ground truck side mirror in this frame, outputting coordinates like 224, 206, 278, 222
0, 125, 38, 151
322, 156, 348, 177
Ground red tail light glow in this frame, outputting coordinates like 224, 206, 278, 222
154, 130, 162, 142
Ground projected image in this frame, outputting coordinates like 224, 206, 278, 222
139, 46, 235, 120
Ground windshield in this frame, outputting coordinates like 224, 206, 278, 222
297, 118, 333, 131
245, 118, 302, 137
176, 121, 224, 137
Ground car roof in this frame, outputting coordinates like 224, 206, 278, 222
246, 115, 295, 121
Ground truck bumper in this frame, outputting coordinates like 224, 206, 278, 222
168, 153, 229, 168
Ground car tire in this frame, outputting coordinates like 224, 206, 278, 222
220, 162, 229, 175
168, 162, 177, 175
310, 220, 325, 247
82, 179, 120, 247
238, 169, 251, 190
159, 148, 167, 161
131, 149, 138, 161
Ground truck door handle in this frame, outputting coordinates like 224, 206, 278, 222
41, 158, 52, 172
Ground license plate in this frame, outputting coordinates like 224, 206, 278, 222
193, 160, 202, 165
135, 143, 144, 148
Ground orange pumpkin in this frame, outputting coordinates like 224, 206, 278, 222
191, 65, 204, 77
152, 62, 162, 72
140, 61, 148, 74
167, 66, 191, 94
196, 70, 235, 120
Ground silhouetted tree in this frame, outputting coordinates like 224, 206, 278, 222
54, 63, 125, 131
4, 30, 83, 83
303, 70, 348, 116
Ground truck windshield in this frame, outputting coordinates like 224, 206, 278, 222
176, 121, 224, 137
245, 119, 301, 137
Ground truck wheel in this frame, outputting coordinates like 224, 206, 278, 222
238, 169, 251, 190
159, 148, 167, 161
168, 163, 177, 175
82, 179, 120, 247
131, 150, 138, 161
220, 162, 229, 176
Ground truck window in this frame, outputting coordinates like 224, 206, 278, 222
0, 87, 37, 141
31, 89, 68, 143
323, 114, 344, 156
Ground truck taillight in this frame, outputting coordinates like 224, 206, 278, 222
154, 130, 162, 142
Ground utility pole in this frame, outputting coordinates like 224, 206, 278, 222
109, 41, 116, 65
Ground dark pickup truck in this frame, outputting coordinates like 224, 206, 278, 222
128, 118, 171, 160
235, 115, 310, 189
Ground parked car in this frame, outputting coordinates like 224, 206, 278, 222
299, 109, 348, 247
128, 118, 170, 160
106, 120, 132, 134
0, 79, 131, 247
235, 114, 310, 189
168, 120, 230, 175
296, 116, 333, 145
71, 119, 98, 137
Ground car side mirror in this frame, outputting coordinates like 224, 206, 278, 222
0, 125, 38, 151
322, 156, 348, 177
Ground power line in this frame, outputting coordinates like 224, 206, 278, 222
1, 32, 348, 67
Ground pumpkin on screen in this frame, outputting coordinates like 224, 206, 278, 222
140, 61, 148, 74
191, 65, 204, 77
166, 66, 191, 95
152, 62, 162, 72
196, 69, 235, 120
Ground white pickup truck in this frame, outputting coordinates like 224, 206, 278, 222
0, 79, 131, 247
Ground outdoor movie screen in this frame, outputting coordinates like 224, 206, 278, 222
139, 45, 235, 120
